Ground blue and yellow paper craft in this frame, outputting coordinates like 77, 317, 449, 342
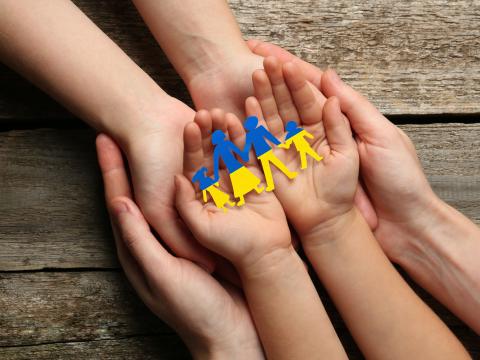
191, 117, 323, 209
192, 167, 236, 212
279, 121, 323, 169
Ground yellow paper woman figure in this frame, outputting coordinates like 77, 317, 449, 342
279, 121, 323, 169
211, 130, 264, 206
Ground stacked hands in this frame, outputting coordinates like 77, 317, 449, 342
3, 1, 478, 358
98, 53, 473, 359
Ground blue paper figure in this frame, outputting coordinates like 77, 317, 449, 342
212, 130, 264, 206
192, 167, 235, 211
242, 116, 297, 191
279, 121, 323, 169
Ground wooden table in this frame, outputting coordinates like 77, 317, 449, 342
1, 1, 479, 358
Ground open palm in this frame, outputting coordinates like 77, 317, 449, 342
247, 57, 359, 238
176, 109, 291, 268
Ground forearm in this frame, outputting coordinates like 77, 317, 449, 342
0, 0, 168, 146
304, 208, 469, 359
238, 247, 347, 360
396, 195, 480, 334
131, 0, 250, 82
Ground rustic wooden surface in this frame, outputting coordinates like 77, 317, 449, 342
0, 0, 479, 120
1, 0, 479, 358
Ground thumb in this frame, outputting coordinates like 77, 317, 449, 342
109, 196, 173, 277
323, 96, 355, 153
321, 69, 396, 141
174, 174, 206, 237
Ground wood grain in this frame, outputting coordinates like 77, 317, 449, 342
0, 0, 479, 120
1, 124, 479, 271
0, 271, 477, 357
0, 336, 190, 360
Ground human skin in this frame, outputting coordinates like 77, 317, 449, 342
250, 58, 470, 359
131, 0, 264, 117
248, 39, 480, 335
174, 109, 347, 360
0, 0, 252, 354
96, 134, 264, 359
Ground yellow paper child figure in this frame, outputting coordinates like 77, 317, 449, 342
279, 121, 323, 169
242, 116, 298, 192
192, 167, 236, 212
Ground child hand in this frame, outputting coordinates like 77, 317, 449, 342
175, 109, 291, 272
248, 57, 359, 243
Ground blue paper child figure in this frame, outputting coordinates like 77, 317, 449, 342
279, 121, 323, 169
212, 130, 264, 206
242, 116, 297, 191
192, 167, 235, 211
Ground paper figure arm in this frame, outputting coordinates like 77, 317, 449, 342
304, 130, 315, 139
202, 190, 208, 203
262, 126, 281, 146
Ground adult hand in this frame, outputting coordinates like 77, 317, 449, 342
246, 40, 434, 259
96, 133, 264, 359
247, 40, 480, 334
121, 97, 244, 283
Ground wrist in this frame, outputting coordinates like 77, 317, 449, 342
190, 336, 264, 360
394, 194, 475, 266
237, 245, 302, 283
300, 207, 359, 252
114, 94, 191, 152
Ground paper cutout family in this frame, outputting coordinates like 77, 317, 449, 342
192, 116, 323, 210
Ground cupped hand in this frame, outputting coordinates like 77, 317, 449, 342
248, 40, 437, 260
247, 57, 359, 240
175, 109, 292, 270
96, 134, 264, 360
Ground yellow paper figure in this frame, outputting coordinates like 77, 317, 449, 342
242, 116, 297, 192
279, 121, 323, 169
193, 167, 236, 212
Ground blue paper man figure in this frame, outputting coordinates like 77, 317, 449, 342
242, 116, 297, 191
192, 167, 235, 211
211, 130, 264, 206
279, 121, 323, 169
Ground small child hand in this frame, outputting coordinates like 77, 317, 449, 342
175, 109, 291, 271
248, 57, 359, 243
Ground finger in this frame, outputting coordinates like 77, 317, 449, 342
175, 174, 209, 239
211, 108, 228, 133
252, 69, 285, 136
226, 112, 258, 167
194, 109, 213, 158
245, 96, 264, 121
323, 97, 355, 153
354, 183, 378, 230
110, 215, 152, 303
226, 112, 246, 150
321, 69, 396, 140
263, 56, 300, 125
247, 39, 323, 88
110, 197, 175, 279
283, 62, 325, 126
96, 133, 132, 202
183, 122, 205, 179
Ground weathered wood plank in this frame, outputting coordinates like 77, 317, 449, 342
0, 272, 172, 347
0, 129, 118, 270
0, 271, 478, 357
0, 0, 479, 120
0, 123, 479, 271
0, 336, 190, 360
